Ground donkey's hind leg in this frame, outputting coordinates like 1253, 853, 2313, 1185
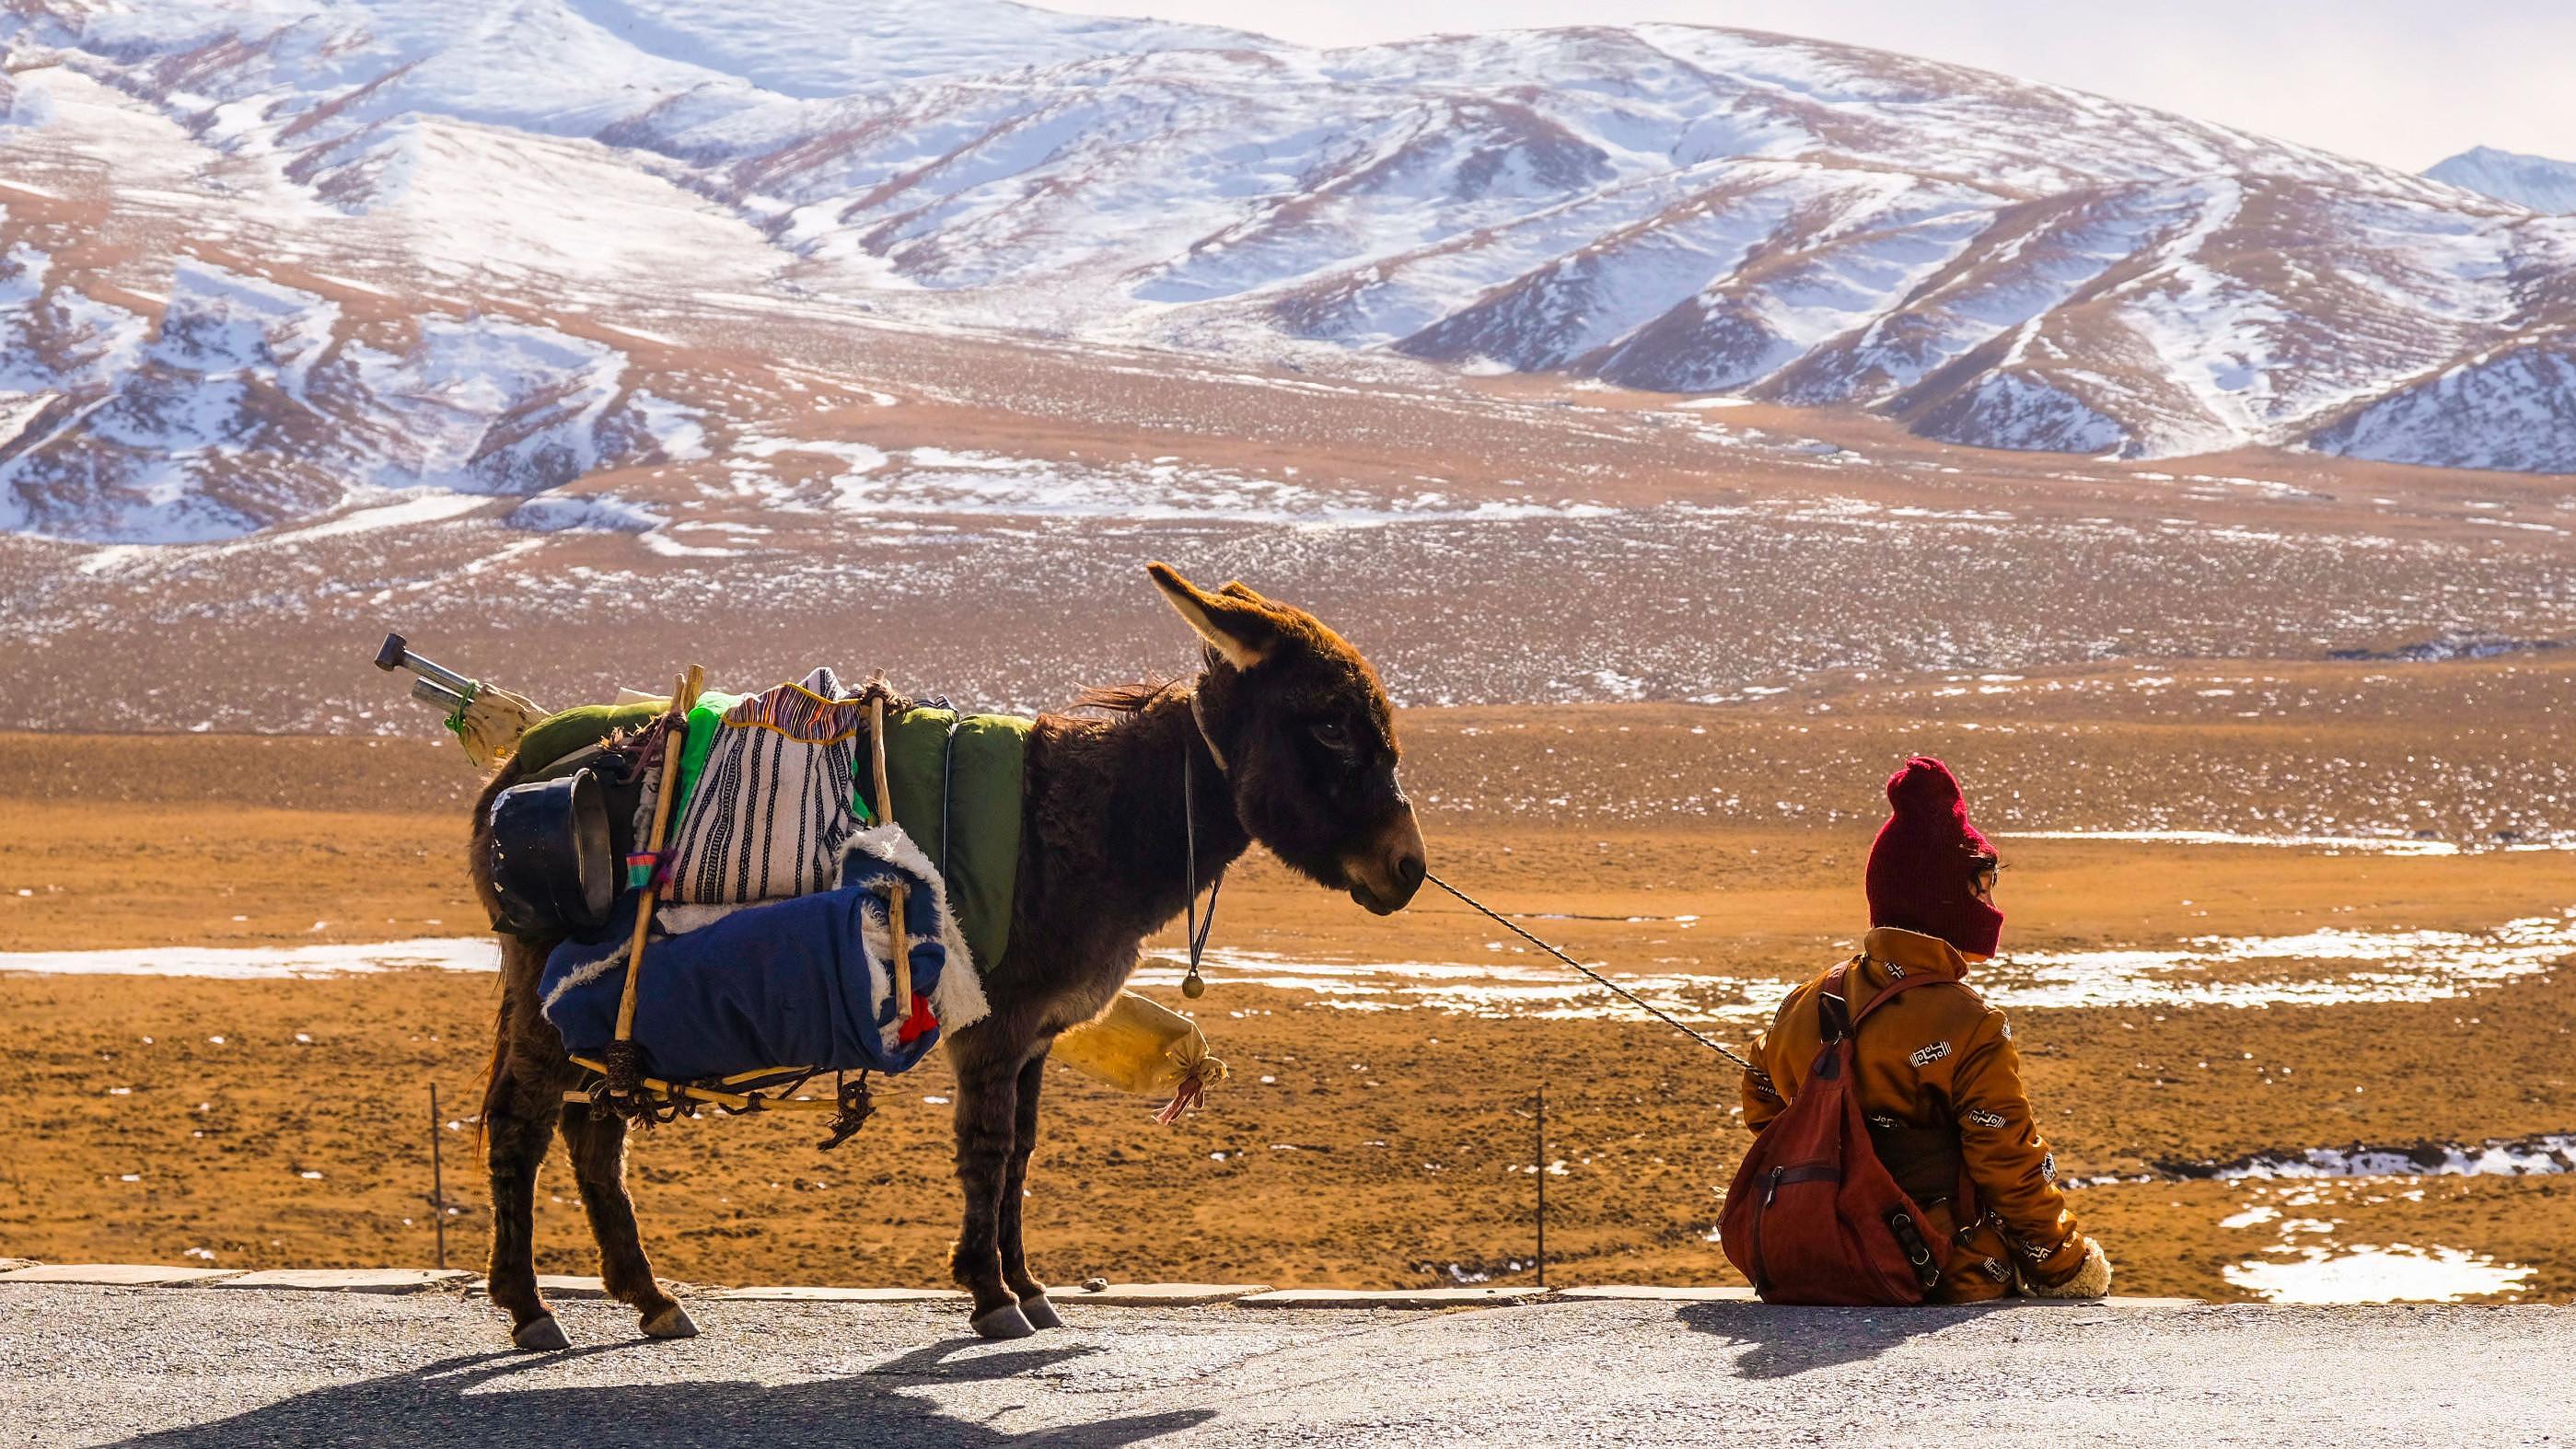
998, 1049, 1059, 1329
486, 1071, 569, 1351
485, 938, 575, 1351
560, 1107, 695, 1340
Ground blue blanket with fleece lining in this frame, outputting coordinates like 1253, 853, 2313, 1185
539, 826, 988, 1084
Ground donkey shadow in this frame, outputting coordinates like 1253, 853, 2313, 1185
114, 1338, 1213, 1448
1678, 1299, 2011, 1379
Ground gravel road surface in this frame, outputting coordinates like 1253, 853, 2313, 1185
2, 1284, 2569, 1446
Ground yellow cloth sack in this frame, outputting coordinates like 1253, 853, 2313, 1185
1052, 990, 1226, 1122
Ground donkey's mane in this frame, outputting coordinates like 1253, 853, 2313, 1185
1064, 678, 1186, 716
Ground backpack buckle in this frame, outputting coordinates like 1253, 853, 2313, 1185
1886, 1210, 1942, 1291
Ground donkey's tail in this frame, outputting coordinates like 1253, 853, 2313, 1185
467, 757, 526, 1153
476, 996, 509, 1152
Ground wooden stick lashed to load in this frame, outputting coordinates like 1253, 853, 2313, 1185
606, 665, 703, 1099
868, 692, 914, 1021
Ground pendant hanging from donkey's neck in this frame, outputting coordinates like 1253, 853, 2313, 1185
1179, 736, 1221, 1000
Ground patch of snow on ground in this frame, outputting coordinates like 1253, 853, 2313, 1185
736, 435, 889, 506
1131, 949, 1773, 1024
506, 493, 666, 532
2199, 1136, 2576, 1181
260, 492, 491, 543
1987, 910, 2576, 1011
824, 449, 1617, 524
2223, 1246, 2533, 1304
2000, 829, 2466, 856
0, 938, 496, 979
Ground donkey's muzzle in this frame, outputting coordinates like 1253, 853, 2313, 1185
1344, 811, 1428, 916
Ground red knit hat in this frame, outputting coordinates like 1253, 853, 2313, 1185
1864, 756, 2003, 957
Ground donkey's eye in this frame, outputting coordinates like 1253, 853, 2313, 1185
1309, 720, 1351, 751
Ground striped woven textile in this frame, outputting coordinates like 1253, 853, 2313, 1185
663, 667, 872, 905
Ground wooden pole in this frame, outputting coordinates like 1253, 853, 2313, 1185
869, 694, 913, 1020
1535, 1081, 1547, 1288
429, 1084, 447, 1271
609, 667, 702, 1088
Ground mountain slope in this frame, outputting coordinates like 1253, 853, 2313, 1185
2, 0, 2572, 543
2427, 146, 2576, 214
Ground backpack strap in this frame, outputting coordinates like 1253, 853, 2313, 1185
1820, 959, 1956, 1043
1816, 960, 1861, 1042
1855, 970, 1958, 1024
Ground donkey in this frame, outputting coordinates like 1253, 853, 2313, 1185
470, 562, 1429, 1347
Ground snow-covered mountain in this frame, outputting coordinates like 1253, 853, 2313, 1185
2426, 146, 2576, 215
0, 249, 703, 540
3, 0, 2573, 542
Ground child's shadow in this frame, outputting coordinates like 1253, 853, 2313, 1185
1678, 1300, 2008, 1379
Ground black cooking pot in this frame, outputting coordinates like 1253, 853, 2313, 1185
487, 768, 616, 937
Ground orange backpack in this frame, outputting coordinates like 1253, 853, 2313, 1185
1719, 964, 1951, 1304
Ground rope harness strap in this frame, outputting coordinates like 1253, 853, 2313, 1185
1423, 870, 1754, 1072
1179, 743, 1224, 1000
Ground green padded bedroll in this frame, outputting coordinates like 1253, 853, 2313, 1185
513, 700, 667, 778
875, 706, 1029, 974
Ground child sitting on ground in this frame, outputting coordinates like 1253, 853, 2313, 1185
1739, 755, 2112, 1301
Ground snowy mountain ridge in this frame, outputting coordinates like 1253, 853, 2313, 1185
2426, 146, 2576, 215
3, 0, 2574, 543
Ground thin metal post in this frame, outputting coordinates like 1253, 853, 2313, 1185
429, 1084, 447, 1271
1535, 1082, 1547, 1288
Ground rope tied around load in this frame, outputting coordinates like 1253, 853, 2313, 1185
818, 1071, 876, 1151
441, 678, 480, 738
1423, 869, 1754, 1072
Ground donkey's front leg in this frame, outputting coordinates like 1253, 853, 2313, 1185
560, 1107, 695, 1341
999, 1049, 1059, 1329
950, 1037, 1033, 1339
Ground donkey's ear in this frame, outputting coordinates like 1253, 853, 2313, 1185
1218, 581, 1270, 603
1148, 562, 1275, 670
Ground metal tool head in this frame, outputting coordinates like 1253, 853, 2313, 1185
372, 632, 476, 694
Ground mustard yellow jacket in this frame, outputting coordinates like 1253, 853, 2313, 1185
1741, 927, 2086, 1301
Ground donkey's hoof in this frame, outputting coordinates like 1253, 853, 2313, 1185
1018, 1293, 1063, 1330
641, 1302, 700, 1340
969, 1302, 1036, 1339
513, 1316, 571, 1352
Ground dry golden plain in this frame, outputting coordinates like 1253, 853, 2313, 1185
4, 655, 2571, 1304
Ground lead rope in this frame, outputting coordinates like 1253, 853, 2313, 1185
1422, 870, 1753, 1072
